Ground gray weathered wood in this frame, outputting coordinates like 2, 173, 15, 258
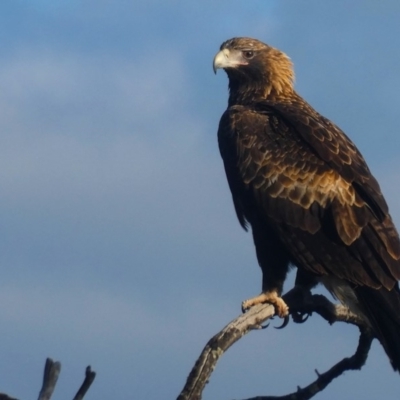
177, 287, 370, 400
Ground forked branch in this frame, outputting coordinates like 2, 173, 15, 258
177, 287, 372, 400
0, 358, 96, 400
240, 328, 373, 400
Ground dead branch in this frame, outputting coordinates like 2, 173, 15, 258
0, 358, 96, 400
177, 287, 372, 400
0, 394, 18, 400
239, 328, 373, 400
177, 302, 276, 400
72, 366, 96, 400
38, 358, 61, 400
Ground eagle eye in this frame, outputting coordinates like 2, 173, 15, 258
242, 50, 254, 60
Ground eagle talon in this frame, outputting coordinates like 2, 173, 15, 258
241, 292, 289, 318
292, 311, 310, 324
275, 315, 290, 329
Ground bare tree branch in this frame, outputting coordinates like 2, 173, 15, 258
239, 328, 373, 400
0, 394, 18, 400
177, 287, 371, 400
38, 358, 61, 400
177, 302, 276, 400
73, 366, 96, 400
0, 358, 96, 400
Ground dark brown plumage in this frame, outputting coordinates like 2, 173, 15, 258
214, 37, 400, 371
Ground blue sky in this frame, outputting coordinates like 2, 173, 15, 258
0, 1, 400, 399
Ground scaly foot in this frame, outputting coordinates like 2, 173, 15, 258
241, 290, 289, 317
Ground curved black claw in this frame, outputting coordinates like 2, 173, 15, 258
275, 315, 290, 329
292, 311, 310, 324
261, 323, 270, 329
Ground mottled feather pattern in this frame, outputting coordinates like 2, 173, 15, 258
223, 107, 366, 209
218, 95, 400, 289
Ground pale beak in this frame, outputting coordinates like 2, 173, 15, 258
213, 48, 230, 74
213, 48, 247, 74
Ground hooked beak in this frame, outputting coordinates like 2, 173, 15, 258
213, 48, 248, 74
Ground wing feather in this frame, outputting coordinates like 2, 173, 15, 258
267, 102, 389, 216
218, 101, 400, 289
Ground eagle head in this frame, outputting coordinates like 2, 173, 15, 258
213, 37, 295, 103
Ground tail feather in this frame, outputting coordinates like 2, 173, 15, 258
355, 285, 400, 371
